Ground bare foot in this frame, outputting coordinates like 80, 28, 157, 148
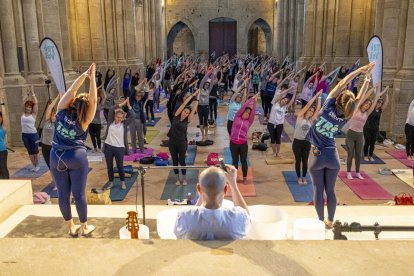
364, 157, 369, 161
182, 179, 188, 186
297, 178, 303, 185
175, 179, 181, 186
302, 178, 308, 185
243, 178, 248, 185
369, 157, 375, 162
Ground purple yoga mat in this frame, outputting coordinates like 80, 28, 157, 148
123, 148, 154, 162
285, 115, 297, 127
386, 149, 414, 168
338, 171, 393, 200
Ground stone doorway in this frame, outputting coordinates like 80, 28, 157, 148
209, 17, 237, 58
167, 21, 195, 58
247, 18, 272, 56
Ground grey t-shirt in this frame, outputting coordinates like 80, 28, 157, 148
92, 105, 102, 124
41, 120, 55, 146
199, 88, 210, 106
293, 118, 312, 140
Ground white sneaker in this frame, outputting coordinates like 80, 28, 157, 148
33, 166, 40, 172
80, 225, 95, 236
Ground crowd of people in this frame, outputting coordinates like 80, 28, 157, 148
0, 51, 406, 239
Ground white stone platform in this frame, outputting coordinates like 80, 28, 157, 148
0, 180, 32, 223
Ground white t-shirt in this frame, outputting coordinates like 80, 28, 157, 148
269, 103, 287, 125
21, 115, 37, 134
174, 206, 250, 240
406, 99, 414, 126
105, 122, 124, 147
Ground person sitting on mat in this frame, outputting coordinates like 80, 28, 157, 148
230, 94, 258, 184
103, 98, 134, 190
174, 166, 250, 240
292, 91, 322, 184
168, 90, 199, 186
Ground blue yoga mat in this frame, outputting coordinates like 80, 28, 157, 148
340, 144, 385, 164
256, 106, 264, 115
216, 116, 225, 127
12, 158, 49, 179
154, 105, 166, 113
42, 168, 93, 198
168, 145, 197, 166
223, 147, 251, 166
145, 117, 161, 127
109, 172, 138, 201
160, 170, 199, 200
282, 171, 314, 203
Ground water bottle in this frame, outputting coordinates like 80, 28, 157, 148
187, 193, 192, 205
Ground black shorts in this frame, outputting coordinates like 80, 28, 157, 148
198, 105, 209, 127
267, 123, 284, 144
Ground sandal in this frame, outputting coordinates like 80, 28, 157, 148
80, 225, 95, 237
68, 225, 81, 237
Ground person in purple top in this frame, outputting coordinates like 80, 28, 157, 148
50, 63, 98, 237
305, 62, 375, 229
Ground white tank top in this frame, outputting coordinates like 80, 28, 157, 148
21, 115, 37, 134
105, 122, 124, 147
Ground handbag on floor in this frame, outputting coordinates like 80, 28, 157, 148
207, 152, 220, 166
394, 192, 414, 205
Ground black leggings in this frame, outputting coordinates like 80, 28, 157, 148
227, 120, 233, 136
103, 143, 125, 182
88, 123, 102, 150
169, 140, 187, 175
260, 90, 265, 111
268, 123, 284, 144
253, 84, 259, 94
145, 100, 155, 120
363, 127, 378, 157
230, 141, 248, 178
292, 139, 311, 178
198, 105, 209, 127
209, 98, 218, 121
41, 144, 52, 169
0, 150, 9, 179
405, 123, 414, 157
262, 95, 273, 117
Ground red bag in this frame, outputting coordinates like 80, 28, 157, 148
394, 193, 414, 205
156, 152, 169, 160
207, 152, 219, 166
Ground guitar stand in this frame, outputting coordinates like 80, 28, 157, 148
333, 220, 414, 240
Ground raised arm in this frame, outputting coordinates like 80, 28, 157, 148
45, 95, 60, 121
187, 92, 200, 124
175, 90, 198, 117
82, 63, 98, 128
31, 89, 39, 116
286, 92, 296, 108
298, 91, 321, 119
235, 96, 256, 119
58, 71, 88, 111
355, 75, 372, 102
381, 88, 390, 110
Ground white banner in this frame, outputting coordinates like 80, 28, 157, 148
40, 38, 66, 94
367, 35, 383, 87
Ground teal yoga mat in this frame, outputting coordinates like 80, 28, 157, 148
145, 117, 161, 127
223, 147, 251, 166
282, 171, 314, 203
12, 158, 49, 179
109, 172, 138, 201
160, 170, 199, 200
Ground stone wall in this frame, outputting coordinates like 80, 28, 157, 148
165, 0, 275, 55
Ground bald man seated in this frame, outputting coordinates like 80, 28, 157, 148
174, 165, 251, 240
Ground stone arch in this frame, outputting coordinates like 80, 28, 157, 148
246, 18, 272, 56
167, 21, 196, 57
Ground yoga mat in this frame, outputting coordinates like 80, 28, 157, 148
109, 172, 138, 201
334, 130, 346, 138
216, 116, 225, 127
145, 129, 160, 144
282, 171, 314, 202
145, 117, 161, 127
338, 171, 393, 200
256, 106, 264, 115
87, 154, 103, 162
340, 144, 385, 164
223, 147, 251, 166
386, 149, 414, 168
391, 169, 414, 189
258, 115, 291, 142
42, 168, 93, 198
225, 168, 256, 197
258, 114, 267, 125
266, 158, 294, 165
285, 115, 297, 127
186, 145, 197, 165
160, 170, 199, 200
124, 148, 153, 162
154, 105, 166, 113
12, 158, 49, 179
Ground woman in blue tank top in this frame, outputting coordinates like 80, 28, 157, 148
305, 62, 374, 229
50, 63, 98, 237
0, 98, 9, 179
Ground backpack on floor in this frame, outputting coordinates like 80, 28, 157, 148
155, 157, 169, 166
252, 142, 268, 151
260, 133, 270, 143
139, 156, 156, 164
156, 152, 169, 160
207, 152, 220, 166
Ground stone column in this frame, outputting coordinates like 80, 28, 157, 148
0, 0, 20, 75
72, 0, 92, 62
295, 0, 304, 60
283, 0, 289, 58
104, 0, 116, 61
276, 0, 284, 59
333, 0, 352, 64
313, 0, 324, 59
89, 0, 107, 61
401, 0, 414, 70
324, 0, 336, 59
68, 0, 79, 62
151, 0, 157, 59
135, 2, 145, 63
125, 0, 136, 61
115, 0, 126, 61
288, 0, 296, 60
349, 0, 365, 57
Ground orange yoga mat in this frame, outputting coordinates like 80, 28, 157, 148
225, 168, 256, 197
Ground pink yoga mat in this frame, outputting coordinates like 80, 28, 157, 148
338, 171, 393, 200
123, 148, 154, 162
386, 149, 414, 168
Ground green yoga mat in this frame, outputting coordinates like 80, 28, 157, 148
160, 170, 199, 200
145, 129, 160, 144
108, 172, 138, 201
